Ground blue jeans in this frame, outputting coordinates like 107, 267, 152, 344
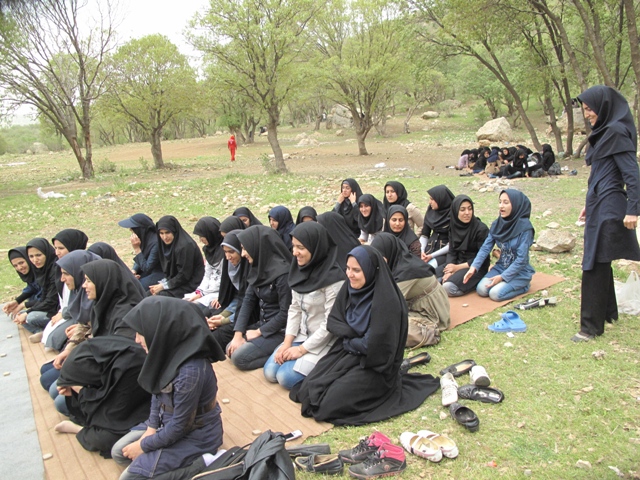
22, 310, 50, 334
263, 342, 306, 390
476, 275, 530, 301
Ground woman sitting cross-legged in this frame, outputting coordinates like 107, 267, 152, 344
290, 245, 440, 425
464, 189, 535, 301
371, 233, 450, 332
440, 195, 490, 296
226, 226, 293, 371
264, 222, 345, 390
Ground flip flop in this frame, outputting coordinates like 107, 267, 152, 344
439, 359, 476, 377
400, 352, 432, 374
449, 402, 480, 432
458, 385, 505, 404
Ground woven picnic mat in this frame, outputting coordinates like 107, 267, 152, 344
20, 329, 331, 480
448, 272, 565, 329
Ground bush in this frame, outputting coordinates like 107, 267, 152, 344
94, 157, 117, 173
0, 135, 7, 155
472, 104, 490, 124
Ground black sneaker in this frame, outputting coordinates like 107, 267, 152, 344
348, 443, 406, 479
339, 432, 390, 464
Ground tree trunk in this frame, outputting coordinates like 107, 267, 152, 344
150, 128, 165, 168
544, 90, 563, 154
314, 114, 322, 131
266, 109, 287, 173
623, 0, 640, 133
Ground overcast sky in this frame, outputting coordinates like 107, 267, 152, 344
12, 0, 210, 123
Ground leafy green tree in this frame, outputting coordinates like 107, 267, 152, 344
190, 0, 322, 173
310, 0, 407, 155
103, 34, 196, 168
0, 0, 117, 178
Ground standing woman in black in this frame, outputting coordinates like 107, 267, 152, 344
573, 86, 640, 342
149, 216, 205, 298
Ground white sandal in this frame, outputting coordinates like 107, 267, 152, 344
399, 432, 443, 462
416, 430, 459, 459
470, 365, 491, 387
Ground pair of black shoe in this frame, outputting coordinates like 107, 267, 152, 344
289, 444, 343, 475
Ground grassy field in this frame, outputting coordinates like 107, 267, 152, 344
1, 114, 639, 479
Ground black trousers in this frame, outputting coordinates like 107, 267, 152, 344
580, 262, 618, 336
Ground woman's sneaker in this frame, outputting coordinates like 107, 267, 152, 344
470, 365, 491, 387
339, 432, 391, 464
441, 372, 458, 406
348, 443, 406, 479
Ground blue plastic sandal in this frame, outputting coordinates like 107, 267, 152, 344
487, 318, 513, 333
501, 310, 527, 332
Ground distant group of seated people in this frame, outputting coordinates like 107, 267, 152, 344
2, 175, 538, 478
456, 144, 559, 178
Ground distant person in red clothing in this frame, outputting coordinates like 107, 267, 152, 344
228, 135, 237, 162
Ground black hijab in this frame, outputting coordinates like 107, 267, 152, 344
233, 207, 263, 226
370, 232, 434, 282
236, 225, 293, 287
357, 194, 384, 235
383, 205, 419, 248
341, 178, 363, 202
577, 85, 637, 165
316, 212, 360, 270
268, 205, 295, 250
449, 195, 488, 253
82, 259, 143, 338
57, 250, 101, 324
512, 148, 528, 169
424, 185, 455, 234
193, 216, 224, 266
25, 238, 57, 290
328, 245, 407, 373
490, 189, 535, 243
156, 215, 202, 278
541, 144, 556, 170
288, 222, 346, 294
88, 242, 129, 270
57, 335, 151, 455
52, 229, 89, 253
295, 206, 318, 225
383, 181, 411, 212
118, 213, 158, 259
123, 296, 226, 395
8, 247, 35, 284
220, 216, 246, 234
216, 230, 249, 311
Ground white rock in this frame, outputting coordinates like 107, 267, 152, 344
542, 209, 553, 217
476, 117, 513, 142
534, 230, 577, 253
576, 460, 592, 469
421, 111, 440, 119
546, 222, 560, 229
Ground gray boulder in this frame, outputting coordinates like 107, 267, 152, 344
532, 230, 576, 253
476, 117, 513, 142
421, 111, 440, 119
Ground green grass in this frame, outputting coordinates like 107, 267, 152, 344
0, 118, 638, 480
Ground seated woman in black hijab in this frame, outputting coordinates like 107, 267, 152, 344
53, 335, 151, 458
233, 207, 263, 227
440, 195, 490, 296
3, 247, 40, 319
371, 233, 450, 332
118, 214, 164, 289
14, 238, 60, 338
205, 230, 254, 350
295, 206, 318, 224
357, 194, 384, 244
226, 226, 293, 370
88, 242, 130, 270
268, 205, 296, 251
290, 245, 440, 425
316, 211, 360, 270
149, 216, 205, 298
219, 215, 246, 236
420, 185, 455, 268
189, 217, 224, 312
383, 181, 424, 233
333, 178, 364, 236
384, 205, 421, 257
113, 297, 226, 480
497, 147, 528, 179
